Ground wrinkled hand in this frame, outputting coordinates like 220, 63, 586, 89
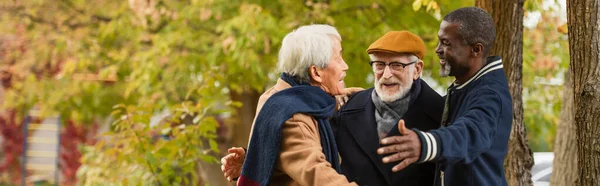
377, 120, 421, 172
220, 147, 246, 182
336, 87, 365, 110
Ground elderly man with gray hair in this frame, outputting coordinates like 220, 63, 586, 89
227, 24, 357, 186
330, 31, 444, 186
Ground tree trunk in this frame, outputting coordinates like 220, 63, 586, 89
228, 89, 260, 147
551, 70, 578, 185
567, 0, 600, 185
475, 1, 534, 186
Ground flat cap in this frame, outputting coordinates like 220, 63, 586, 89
366, 31, 426, 59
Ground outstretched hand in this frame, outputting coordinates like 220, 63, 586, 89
220, 147, 246, 182
377, 120, 422, 172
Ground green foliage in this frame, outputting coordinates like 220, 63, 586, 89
0, 0, 569, 184
1, 0, 474, 125
2, 0, 229, 184
522, 5, 568, 151
77, 103, 220, 185
1, 1, 471, 184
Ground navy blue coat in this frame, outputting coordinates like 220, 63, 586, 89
331, 80, 444, 186
414, 56, 513, 186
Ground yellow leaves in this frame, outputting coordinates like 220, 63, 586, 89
412, 0, 441, 20
128, 0, 175, 28
239, 3, 263, 16
71, 110, 83, 122
78, 105, 221, 183
199, 8, 212, 21
128, 0, 159, 28
305, 1, 330, 10
98, 65, 119, 81
155, 146, 171, 157
221, 36, 236, 53
110, 109, 122, 118
193, 0, 214, 6
128, 0, 157, 16
558, 23, 568, 34
426, 1, 439, 12
412, 0, 423, 11
225, 100, 243, 108
55, 59, 77, 80
113, 103, 126, 110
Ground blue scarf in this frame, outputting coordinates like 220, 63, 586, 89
238, 73, 340, 186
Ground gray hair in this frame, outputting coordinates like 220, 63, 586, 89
277, 24, 341, 83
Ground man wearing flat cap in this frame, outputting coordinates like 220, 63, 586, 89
330, 31, 444, 186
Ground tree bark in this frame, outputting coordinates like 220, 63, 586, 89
567, 0, 600, 185
475, 1, 534, 186
228, 89, 260, 147
551, 70, 578, 185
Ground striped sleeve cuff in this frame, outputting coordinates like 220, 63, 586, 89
413, 129, 441, 163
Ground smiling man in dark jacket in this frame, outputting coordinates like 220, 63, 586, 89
376, 7, 513, 186
331, 31, 444, 186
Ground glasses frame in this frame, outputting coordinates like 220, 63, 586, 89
369, 60, 417, 73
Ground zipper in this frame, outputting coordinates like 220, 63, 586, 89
440, 89, 452, 127
441, 171, 445, 186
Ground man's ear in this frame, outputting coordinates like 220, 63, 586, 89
413, 60, 424, 80
471, 43, 484, 57
308, 65, 323, 83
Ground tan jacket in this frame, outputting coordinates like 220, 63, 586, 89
247, 78, 356, 186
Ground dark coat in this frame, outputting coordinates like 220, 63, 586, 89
414, 56, 513, 186
331, 80, 445, 186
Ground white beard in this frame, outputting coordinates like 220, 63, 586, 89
374, 76, 413, 103
439, 62, 451, 77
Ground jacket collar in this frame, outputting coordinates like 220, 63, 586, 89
341, 80, 426, 185
343, 91, 393, 185
453, 56, 503, 90
274, 78, 292, 92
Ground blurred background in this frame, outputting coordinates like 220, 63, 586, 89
0, 0, 567, 185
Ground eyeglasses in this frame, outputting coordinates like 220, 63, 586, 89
369, 60, 417, 73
